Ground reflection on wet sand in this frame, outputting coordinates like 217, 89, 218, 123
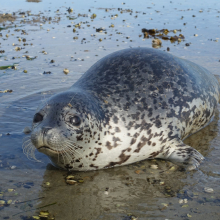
37, 160, 187, 219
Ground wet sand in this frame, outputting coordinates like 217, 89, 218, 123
0, 0, 220, 219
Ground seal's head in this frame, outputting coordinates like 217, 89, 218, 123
24, 89, 105, 171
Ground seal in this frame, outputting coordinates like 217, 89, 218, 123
24, 47, 220, 171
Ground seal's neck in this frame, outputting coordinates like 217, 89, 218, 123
214, 74, 220, 85
214, 75, 220, 103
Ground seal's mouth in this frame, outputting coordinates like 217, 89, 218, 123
37, 146, 60, 155
38, 146, 49, 149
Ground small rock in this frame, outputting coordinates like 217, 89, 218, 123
152, 39, 162, 47
7, 200, 12, 204
150, 164, 158, 169
0, 200, 6, 205
179, 199, 184, 204
43, 71, 51, 74
8, 189, 15, 192
183, 198, 188, 203
135, 170, 141, 174
204, 187, 214, 193
63, 68, 69, 74
23, 127, 31, 134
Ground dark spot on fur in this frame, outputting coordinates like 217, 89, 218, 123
113, 115, 119, 124
93, 147, 101, 161
133, 132, 139, 138
115, 127, 121, 132
134, 135, 152, 153
155, 119, 162, 128
149, 151, 160, 159
106, 141, 113, 150
130, 138, 136, 146
154, 131, 163, 137
76, 134, 83, 141
90, 164, 99, 169
104, 149, 131, 168
112, 136, 121, 147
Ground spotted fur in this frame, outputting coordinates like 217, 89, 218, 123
30, 48, 220, 171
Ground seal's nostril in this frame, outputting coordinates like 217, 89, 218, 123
33, 113, 44, 123
42, 127, 52, 135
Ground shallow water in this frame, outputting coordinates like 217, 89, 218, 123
1, 0, 220, 219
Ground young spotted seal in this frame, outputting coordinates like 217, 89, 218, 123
23, 47, 220, 171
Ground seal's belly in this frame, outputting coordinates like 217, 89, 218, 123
87, 95, 218, 169
179, 96, 217, 139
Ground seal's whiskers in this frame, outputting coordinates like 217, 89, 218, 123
22, 137, 41, 162
64, 140, 89, 170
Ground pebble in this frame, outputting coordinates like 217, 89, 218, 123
150, 164, 158, 169
179, 199, 184, 204
152, 38, 162, 46
184, 199, 188, 203
23, 127, 31, 134
8, 189, 14, 192
179, 198, 188, 204
0, 200, 6, 205
63, 68, 69, 74
204, 187, 214, 193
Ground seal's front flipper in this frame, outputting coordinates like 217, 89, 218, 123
166, 140, 204, 170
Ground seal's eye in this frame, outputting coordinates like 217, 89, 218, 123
70, 116, 81, 126
33, 113, 43, 123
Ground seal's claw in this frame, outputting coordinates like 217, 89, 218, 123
184, 150, 204, 170
167, 143, 204, 170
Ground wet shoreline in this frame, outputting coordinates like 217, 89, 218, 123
1, 0, 220, 219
